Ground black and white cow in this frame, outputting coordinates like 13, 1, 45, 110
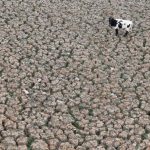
109, 17, 133, 36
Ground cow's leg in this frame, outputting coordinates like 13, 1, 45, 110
115, 29, 118, 36
124, 31, 129, 37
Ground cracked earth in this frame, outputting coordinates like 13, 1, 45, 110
0, 0, 150, 150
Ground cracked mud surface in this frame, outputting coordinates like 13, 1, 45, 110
0, 0, 150, 149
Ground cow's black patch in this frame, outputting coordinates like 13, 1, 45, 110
118, 23, 122, 28
127, 24, 130, 28
109, 17, 117, 27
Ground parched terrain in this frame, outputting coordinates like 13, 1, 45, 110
0, 0, 150, 149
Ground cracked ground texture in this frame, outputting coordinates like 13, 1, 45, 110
0, 0, 150, 149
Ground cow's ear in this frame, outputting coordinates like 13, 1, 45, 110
109, 17, 113, 21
